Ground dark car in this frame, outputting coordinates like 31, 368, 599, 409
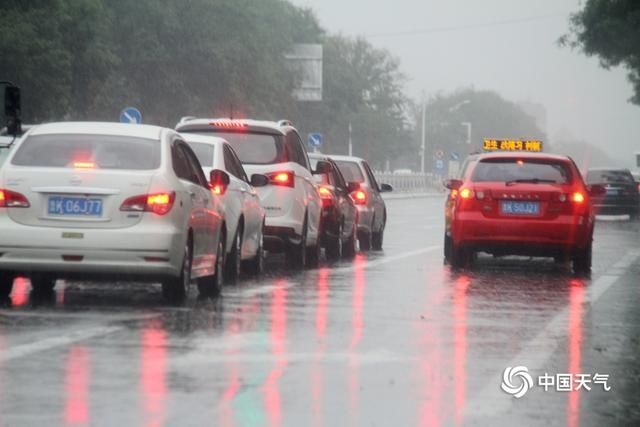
309, 153, 358, 261
585, 168, 640, 219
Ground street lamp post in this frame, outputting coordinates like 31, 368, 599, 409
461, 121, 472, 145
420, 96, 426, 174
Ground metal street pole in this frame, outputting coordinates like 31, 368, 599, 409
348, 121, 353, 156
420, 97, 426, 174
461, 122, 471, 145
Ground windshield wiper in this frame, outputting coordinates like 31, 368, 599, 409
505, 178, 557, 186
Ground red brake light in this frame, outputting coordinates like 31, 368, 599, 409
0, 189, 30, 208
209, 121, 247, 129
459, 188, 473, 199
73, 161, 96, 169
318, 186, 332, 198
571, 192, 585, 203
120, 192, 175, 215
351, 190, 367, 205
268, 171, 295, 188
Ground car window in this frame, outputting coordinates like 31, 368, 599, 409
11, 134, 160, 170
362, 161, 380, 192
586, 169, 634, 184
334, 160, 366, 184
179, 143, 209, 188
223, 145, 248, 181
471, 159, 572, 184
285, 131, 309, 169
190, 131, 286, 165
331, 161, 348, 190
186, 141, 214, 168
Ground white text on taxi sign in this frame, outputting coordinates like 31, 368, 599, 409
483, 138, 543, 152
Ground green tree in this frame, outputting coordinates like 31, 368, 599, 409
562, 0, 640, 104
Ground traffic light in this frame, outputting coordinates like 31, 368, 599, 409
4, 85, 22, 136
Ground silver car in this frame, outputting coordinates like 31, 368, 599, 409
0, 122, 226, 302
329, 155, 393, 250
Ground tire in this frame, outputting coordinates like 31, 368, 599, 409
359, 230, 372, 251
306, 234, 321, 269
372, 220, 385, 251
286, 217, 307, 269
444, 234, 453, 264
450, 244, 472, 269
245, 223, 265, 276
198, 237, 225, 297
30, 274, 56, 294
0, 272, 14, 300
162, 238, 192, 303
325, 221, 343, 262
225, 225, 242, 283
573, 242, 592, 275
342, 223, 357, 260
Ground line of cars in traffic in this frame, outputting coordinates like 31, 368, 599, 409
0, 119, 392, 303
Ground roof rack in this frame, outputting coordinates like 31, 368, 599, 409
277, 119, 293, 127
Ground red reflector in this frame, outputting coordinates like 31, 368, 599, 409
62, 255, 83, 262
0, 188, 30, 208
268, 171, 295, 188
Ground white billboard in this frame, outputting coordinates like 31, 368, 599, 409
285, 44, 323, 102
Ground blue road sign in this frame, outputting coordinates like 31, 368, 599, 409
451, 152, 460, 161
308, 133, 323, 148
435, 159, 444, 170
120, 107, 142, 124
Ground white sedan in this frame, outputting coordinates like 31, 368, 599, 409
0, 122, 226, 302
181, 133, 267, 280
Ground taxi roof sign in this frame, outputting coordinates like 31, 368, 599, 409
483, 138, 543, 152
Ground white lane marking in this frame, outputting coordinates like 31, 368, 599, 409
229, 245, 442, 298
0, 325, 122, 363
466, 250, 640, 417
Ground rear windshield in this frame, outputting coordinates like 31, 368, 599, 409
192, 131, 285, 165
186, 142, 214, 168
585, 169, 634, 184
471, 158, 572, 184
334, 160, 366, 183
11, 134, 161, 170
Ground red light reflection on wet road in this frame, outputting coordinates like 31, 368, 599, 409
141, 324, 167, 427
64, 346, 90, 426
11, 278, 29, 307
263, 280, 288, 427
312, 267, 330, 427
452, 274, 470, 426
567, 279, 585, 427
348, 255, 367, 425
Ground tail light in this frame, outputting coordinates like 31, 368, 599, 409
351, 189, 367, 205
120, 192, 175, 216
459, 188, 473, 199
0, 189, 30, 208
267, 171, 295, 188
571, 192, 585, 203
318, 186, 334, 207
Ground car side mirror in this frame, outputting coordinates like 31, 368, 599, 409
250, 173, 269, 187
587, 184, 606, 196
4, 85, 22, 136
313, 160, 332, 175
445, 179, 463, 190
210, 169, 230, 194
380, 183, 393, 193
347, 182, 360, 193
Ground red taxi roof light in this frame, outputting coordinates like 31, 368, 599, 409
0, 189, 30, 208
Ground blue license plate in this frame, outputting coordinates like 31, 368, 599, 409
500, 200, 540, 215
48, 196, 103, 217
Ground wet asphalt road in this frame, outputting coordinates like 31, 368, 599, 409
1, 196, 639, 427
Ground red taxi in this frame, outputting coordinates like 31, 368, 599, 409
444, 150, 605, 273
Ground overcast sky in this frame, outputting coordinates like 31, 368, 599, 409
291, 0, 640, 167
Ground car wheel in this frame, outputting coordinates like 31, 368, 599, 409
573, 241, 592, 275
342, 223, 357, 260
325, 221, 343, 262
225, 226, 242, 283
372, 220, 385, 251
359, 229, 372, 251
287, 217, 307, 269
198, 237, 225, 297
450, 244, 472, 269
162, 238, 192, 303
0, 272, 14, 300
306, 234, 321, 269
30, 274, 56, 294
444, 234, 453, 264
245, 223, 265, 276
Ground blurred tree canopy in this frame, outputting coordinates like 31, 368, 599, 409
562, 0, 640, 105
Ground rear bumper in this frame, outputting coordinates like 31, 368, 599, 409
451, 212, 592, 254
0, 218, 185, 278
593, 200, 639, 215
263, 225, 299, 252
